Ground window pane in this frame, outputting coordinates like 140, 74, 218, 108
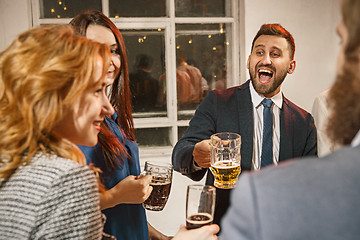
109, 0, 166, 17
175, 0, 231, 17
121, 29, 166, 118
176, 23, 232, 120
178, 126, 188, 140
40, 0, 101, 18
135, 128, 171, 146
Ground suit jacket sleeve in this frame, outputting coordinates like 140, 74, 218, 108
171, 91, 218, 181
220, 173, 258, 240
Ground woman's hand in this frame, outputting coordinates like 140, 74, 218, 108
100, 174, 153, 210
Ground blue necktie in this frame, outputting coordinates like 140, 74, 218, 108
261, 99, 274, 168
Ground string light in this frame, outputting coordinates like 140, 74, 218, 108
220, 23, 224, 34
176, 45, 180, 49
58, 1, 62, 5
208, 35, 212, 38
188, 39, 192, 44
143, 36, 147, 40
51, 8, 55, 13
157, 28, 162, 32
115, 15, 119, 18
63, 6, 67, 10
138, 38, 144, 43
212, 47, 217, 51
226, 42, 230, 46
57, 15, 61, 18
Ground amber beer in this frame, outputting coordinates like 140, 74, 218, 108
210, 160, 241, 189
186, 213, 213, 229
143, 177, 172, 211
210, 132, 241, 189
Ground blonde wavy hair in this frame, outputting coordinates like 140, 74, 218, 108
0, 25, 110, 182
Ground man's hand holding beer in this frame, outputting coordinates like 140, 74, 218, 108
193, 139, 212, 168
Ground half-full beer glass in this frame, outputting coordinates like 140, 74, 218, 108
142, 161, 173, 211
186, 185, 216, 229
210, 132, 241, 189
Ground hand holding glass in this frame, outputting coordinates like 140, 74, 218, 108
210, 132, 241, 189
142, 161, 173, 211
186, 185, 216, 229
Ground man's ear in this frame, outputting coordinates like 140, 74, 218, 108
288, 60, 296, 74
246, 55, 250, 69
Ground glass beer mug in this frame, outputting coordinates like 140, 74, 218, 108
142, 161, 173, 211
210, 132, 241, 189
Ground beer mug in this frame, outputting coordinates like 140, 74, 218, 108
142, 161, 173, 211
210, 132, 241, 189
186, 185, 216, 229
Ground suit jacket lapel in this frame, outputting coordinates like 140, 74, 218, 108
279, 96, 294, 161
237, 81, 254, 171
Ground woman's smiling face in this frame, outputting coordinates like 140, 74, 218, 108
86, 24, 121, 83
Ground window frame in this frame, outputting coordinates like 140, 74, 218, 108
31, 0, 243, 158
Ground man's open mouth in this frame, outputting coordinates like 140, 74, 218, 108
257, 69, 274, 84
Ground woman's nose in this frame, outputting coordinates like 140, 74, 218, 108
102, 95, 115, 117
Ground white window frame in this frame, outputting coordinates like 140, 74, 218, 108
31, 0, 243, 159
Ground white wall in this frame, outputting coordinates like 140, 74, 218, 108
0, 0, 341, 236
0, 0, 31, 52
243, 0, 341, 112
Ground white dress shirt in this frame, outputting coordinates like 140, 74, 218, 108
249, 81, 282, 170
351, 130, 360, 147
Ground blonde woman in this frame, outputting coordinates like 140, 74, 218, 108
0, 25, 115, 239
0, 24, 219, 240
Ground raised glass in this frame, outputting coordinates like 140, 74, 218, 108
186, 185, 216, 229
143, 161, 173, 211
210, 132, 241, 189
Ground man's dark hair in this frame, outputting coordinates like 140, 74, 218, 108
251, 24, 295, 60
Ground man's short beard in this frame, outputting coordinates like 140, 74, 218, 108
249, 71, 286, 96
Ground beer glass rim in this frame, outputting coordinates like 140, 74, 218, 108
211, 132, 241, 140
145, 161, 173, 169
187, 184, 216, 192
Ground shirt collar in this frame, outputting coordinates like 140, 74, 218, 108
249, 80, 283, 109
351, 129, 360, 147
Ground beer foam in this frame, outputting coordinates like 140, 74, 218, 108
186, 213, 213, 224
151, 180, 171, 185
211, 161, 240, 169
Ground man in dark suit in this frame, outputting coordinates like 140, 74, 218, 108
172, 24, 317, 227
220, 0, 360, 238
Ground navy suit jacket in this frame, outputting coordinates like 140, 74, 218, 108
172, 80, 317, 226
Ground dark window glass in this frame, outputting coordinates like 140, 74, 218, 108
121, 29, 166, 117
109, 0, 166, 17
135, 128, 171, 146
176, 23, 229, 120
175, 0, 231, 17
40, 0, 101, 18
178, 126, 189, 140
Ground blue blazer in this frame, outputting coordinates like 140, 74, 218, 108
172, 80, 317, 226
